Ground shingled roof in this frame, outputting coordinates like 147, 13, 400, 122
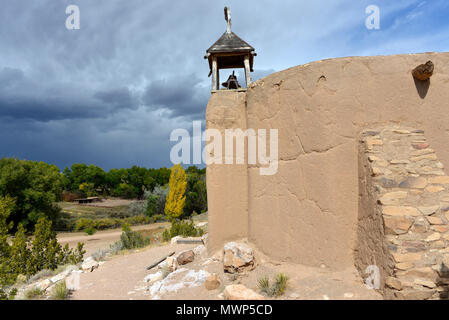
206, 31, 254, 54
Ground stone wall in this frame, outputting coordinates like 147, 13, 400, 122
355, 126, 449, 299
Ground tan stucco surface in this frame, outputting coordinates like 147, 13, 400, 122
207, 52, 449, 269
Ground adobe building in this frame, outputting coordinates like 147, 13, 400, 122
205, 7, 449, 299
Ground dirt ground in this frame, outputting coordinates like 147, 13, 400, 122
69, 240, 382, 300
57, 222, 170, 256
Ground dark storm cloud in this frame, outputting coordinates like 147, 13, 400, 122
143, 74, 208, 118
0, 0, 448, 170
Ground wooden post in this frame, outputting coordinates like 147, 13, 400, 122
244, 55, 252, 88
212, 56, 218, 91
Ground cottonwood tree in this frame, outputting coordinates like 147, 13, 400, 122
165, 164, 187, 222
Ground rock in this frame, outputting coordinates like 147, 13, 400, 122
412, 61, 434, 81
201, 233, 209, 245
425, 233, 441, 242
204, 273, 221, 290
412, 143, 430, 150
392, 252, 422, 263
81, 257, 99, 272
428, 176, 449, 184
193, 245, 207, 257
383, 216, 413, 235
149, 269, 210, 296
50, 270, 71, 283
171, 236, 182, 245
425, 185, 444, 193
343, 292, 354, 298
382, 206, 420, 217
399, 177, 427, 189
36, 279, 52, 291
166, 256, 178, 272
395, 289, 435, 300
177, 250, 195, 265
426, 216, 444, 225
223, 242, 255, 273
196, 222, 208, 228
66, 271, 82, 290
414, 278, 436, 288
223, 285, 264, 300
385, 277, 402, 290
418, 205, 439, 216
144, 271, 165, 284
379, 191, 408, 205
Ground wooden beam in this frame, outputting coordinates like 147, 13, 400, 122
212, 56, 218, 91
244, 55, 252, 87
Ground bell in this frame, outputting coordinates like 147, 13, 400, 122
222, 71, 241, 89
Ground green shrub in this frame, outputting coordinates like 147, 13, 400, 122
162, 220, 204, 242
119, 224, 150, 250
257, 273, 289, 297
24, 287, 43, 300
51, 281, 69, 300
84, 226, 97, 235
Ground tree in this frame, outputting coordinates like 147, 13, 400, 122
10, 224, 30, 275
0, 196, 15, 286
165, 164, 187, 221
0, 158, 63, 231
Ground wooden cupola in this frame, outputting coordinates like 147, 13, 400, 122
204, 6, 257, 91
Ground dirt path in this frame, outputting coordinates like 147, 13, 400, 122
69, 240, 382, 300
57, 223, 170, 256
70, 243, 197, 300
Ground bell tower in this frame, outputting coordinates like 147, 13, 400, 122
204, 6, 257, 91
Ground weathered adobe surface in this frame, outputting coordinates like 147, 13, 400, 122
244, 52, 449, 268
356, 126, 449, 300
207, 52, 449, 270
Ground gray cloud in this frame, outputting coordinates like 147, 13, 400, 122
0, 0, 447, 170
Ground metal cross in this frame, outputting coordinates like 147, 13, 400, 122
224, 6, 231, 33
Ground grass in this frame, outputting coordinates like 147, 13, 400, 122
257, 273, 289, 297
24, 287, 44, 300
51, 281, 69, 300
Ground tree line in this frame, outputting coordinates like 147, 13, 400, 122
0, 157, 207, 232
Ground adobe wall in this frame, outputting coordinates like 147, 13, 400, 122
206, 91, 248, 252
206, 52, 449, 269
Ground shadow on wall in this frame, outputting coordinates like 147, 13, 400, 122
414, 77, 430, 99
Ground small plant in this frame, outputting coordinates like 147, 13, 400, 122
84, 226, 97, 235
109, 241, 123, 255
257, 273, 289, 297
273, 273, 289, 296
258, 276, 270, 295
24, 287, 44, 300
120, 224, 150, 250
162, 220, 203, 242
51, 281, 69, 300
91, 248, 108, 262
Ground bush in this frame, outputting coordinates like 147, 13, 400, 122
119, 224, 150, 250
84, 226, 97, 235
91, 248, 108, 262
24, 287, 43, 300
108, 224, 150, 254
51, 281, 69, 300
257, 273, 289, 297
162, 220, 204, 242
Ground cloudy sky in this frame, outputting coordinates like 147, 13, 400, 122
0, 0, 448, 171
